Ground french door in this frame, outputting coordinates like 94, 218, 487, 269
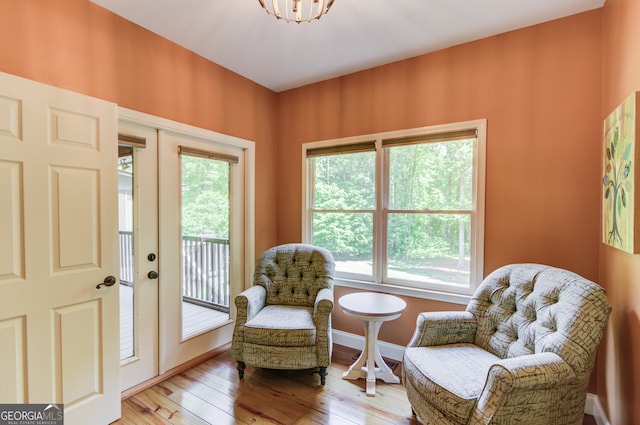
117, 121, 159, 390
118, 110, 252, 388
158, 130, 244, 372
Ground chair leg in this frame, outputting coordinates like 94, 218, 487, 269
237, 361, 246, 379
318, 367, 327, 385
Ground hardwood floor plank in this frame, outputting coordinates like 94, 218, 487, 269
115, 402, 140, 425
113, 345, 595, 425
171, 372, 310, 424
190, 372, 333, 425
149, 382, 243, 425
190, 349, 413, 425
119, 397, 174, 425
120, 387, 213, 425
168, 374, 236, 415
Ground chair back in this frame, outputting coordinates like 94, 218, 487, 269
466, 264, 611, 378
253, 243, 335, 307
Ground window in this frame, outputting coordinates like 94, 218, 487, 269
303, 120, 486, 299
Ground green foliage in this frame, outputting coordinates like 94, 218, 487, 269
310, 140, 474, 264
312, 212, 372, 257
181, 155, 230, 238
388, 213, 470, 260
603, 120, 633, 247
313, 153, 375, 210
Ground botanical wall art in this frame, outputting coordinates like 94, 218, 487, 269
603, 91, 640, 253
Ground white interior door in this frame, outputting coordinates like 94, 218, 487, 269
0, 72, 120, 424
117, 121, 159, 391
158, 130, 244, 372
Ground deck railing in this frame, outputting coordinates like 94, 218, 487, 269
181, 235, 230, 312
119, 231, 134, 286
118, 232, 230, 312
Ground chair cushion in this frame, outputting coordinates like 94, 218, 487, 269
403, 343, 500, 424
244, 305, 316, 347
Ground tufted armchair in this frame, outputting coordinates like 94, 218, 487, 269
402, 264, 611, 425
231, 243, 335, 384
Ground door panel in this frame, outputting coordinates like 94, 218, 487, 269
50, 108, 100, 150
0, 95, 22, 140
0, 160, 23, 280
179, 152, 231, 338
118, 121, 159, 391
0, 72, 119, 424
158, 130, 240, 372
53, 301, 102, 404
52, 167, 100, 270
0, 316, 26, 402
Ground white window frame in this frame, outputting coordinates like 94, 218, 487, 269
302, 119, 486, 305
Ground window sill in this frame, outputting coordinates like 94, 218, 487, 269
334, 277, 471, 306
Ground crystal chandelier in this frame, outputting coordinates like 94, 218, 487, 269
258, 0, 335, 23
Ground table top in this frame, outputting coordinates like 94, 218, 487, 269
338, 292, 407, 317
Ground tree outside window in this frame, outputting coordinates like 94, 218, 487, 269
305, 121, 485, 295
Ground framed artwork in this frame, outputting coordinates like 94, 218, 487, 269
603, 91, 640, 253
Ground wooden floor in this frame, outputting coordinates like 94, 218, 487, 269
112, 345, 598, 425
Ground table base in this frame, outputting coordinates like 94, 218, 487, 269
342, 320, 400, 396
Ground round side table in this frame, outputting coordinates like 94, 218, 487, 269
339, 292, 407, 396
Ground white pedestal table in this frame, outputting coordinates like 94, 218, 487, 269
339, 292, 407, 396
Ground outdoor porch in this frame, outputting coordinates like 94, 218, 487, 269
119, 232, 231, 360
119, 285, 229, 360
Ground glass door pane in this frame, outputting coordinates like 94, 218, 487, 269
180, 154, 231, 339
118, 146, 134, 360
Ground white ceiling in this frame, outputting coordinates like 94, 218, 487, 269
90, 0, 605, 93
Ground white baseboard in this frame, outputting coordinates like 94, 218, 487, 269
332, 329, 405, 361
332, 329, 610, 423
586, 393, 610, 425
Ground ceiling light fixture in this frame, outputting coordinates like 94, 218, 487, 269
258, 0, 335, 23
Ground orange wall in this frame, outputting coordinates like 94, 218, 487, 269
0, 0, 279, 256
3, 0, 633, 420
601, 0, 640, 423
277, 11, 604, 347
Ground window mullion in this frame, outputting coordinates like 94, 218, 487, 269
302, 154, 313, 243
385, 209, 473, 215
376, 139, 386, 284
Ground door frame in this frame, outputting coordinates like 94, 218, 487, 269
117, 107, 255, 374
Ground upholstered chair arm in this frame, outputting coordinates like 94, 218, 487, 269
470, 352, 577, 424
231, 285, 266, 361
313, 287, 334, 319
406, 311, 477, 348
235, 285, 267, 323
313, 287, 334, 367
